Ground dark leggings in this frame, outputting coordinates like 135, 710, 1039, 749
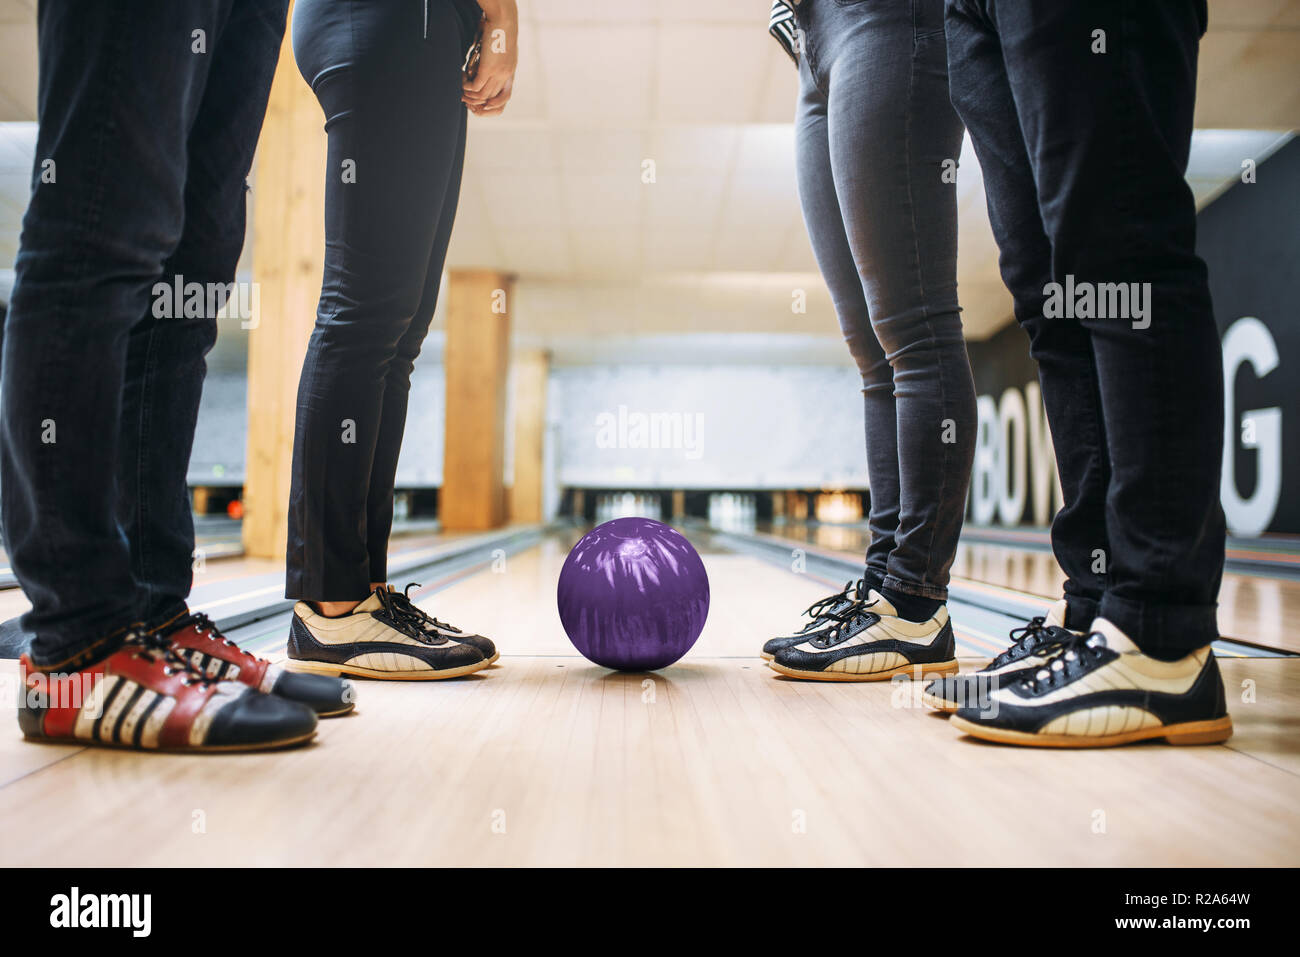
793, 0, 976, 601
286, 0, 478, 600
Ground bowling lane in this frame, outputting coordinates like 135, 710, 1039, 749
731, 519, 1300, 656
228, 525, 1069, 666
231, 528, 837, 662
2, 527, 1298, 866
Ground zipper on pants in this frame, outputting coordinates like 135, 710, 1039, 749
423, 0, 429, 39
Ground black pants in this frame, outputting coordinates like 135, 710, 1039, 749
1, 0, 287, 667
286, 0, 478, 600
945, 0, 1224, 657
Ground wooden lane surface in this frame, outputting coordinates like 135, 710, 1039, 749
0, 541, 1295, 867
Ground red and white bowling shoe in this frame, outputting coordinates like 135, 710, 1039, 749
19, 627, 318, 752
157, 611, 355, 717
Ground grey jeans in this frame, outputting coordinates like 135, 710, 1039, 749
793, 0, 976, 600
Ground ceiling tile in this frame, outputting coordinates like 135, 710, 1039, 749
478, 169, 567, 228
655, 24, 767, 123
562, 171, 645, 228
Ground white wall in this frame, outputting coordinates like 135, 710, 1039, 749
189, 336, 870, 494
551, 364, 868, 490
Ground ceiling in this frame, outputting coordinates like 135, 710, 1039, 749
1, 0, 1297, 347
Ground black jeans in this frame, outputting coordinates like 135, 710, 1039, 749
285, 0, 477, 600
793, 0, 975, 601
0, 0, 288, 669
945, 0, 1224, 656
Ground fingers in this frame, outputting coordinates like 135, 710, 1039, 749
462, 68, 506, 96
462, 75, 507, 109
467, 98, 509, 116
463, 85, 502, 105
467, 81, 513, 116
472, 96, 510, 115
462, 73, 503, 100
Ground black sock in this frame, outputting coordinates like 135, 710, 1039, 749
861, 569, 885, 594
881, 586, 943, 623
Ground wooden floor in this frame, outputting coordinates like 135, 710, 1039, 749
0, 536, 1296, 867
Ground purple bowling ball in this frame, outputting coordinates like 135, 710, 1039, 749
557, 518, 710, 671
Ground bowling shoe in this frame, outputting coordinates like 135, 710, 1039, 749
760, 578, 865, 660
384, 583, 499, 664
158, 612, 355, 717
921, 599, 1073, 713
18, 628, 317, 752
768, 590, 959, 681
948, 618, 1233, 748
286, 587, 488, 680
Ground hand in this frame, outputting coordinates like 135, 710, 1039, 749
462, 5, 518, 117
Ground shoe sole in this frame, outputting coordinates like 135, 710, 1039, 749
316, 703, 356, 718
285, 657, 491, 681
23, 730, 318, 754
948, 714, 1234, 748
759, 651, 774, 661
768, 658, 960, 682
921, 691, 959, 712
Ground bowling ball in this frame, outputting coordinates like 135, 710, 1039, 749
557, 517, 710, 671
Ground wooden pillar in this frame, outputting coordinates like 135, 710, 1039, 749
242, 0, 326, 559
442, 270, 513, 530
508, 349, 550, 524
671, 490, 685, 519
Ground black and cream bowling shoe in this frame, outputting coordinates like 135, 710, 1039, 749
921, 599, 1073, 713
286, 587, 488, 681
768, 590, 959, 682
948, 618, 1233, 748
760, 578, 866, 660
384, 584, 499, 665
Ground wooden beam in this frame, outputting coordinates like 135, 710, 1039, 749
508, 349, 550, 524
242, 1, 327, 559
442, 270, 514, 530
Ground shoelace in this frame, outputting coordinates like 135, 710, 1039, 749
810, 591, 880, 646
1020, 630, 1109, 693
803, 579, 862, 621
126, 627, 218, 688
388, 584, 464, 638
990, 616, 1070, 669
372, 586, 443, 644
165, 612, 259, 665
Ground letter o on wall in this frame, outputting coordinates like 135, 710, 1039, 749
997, 387, 1028, 525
